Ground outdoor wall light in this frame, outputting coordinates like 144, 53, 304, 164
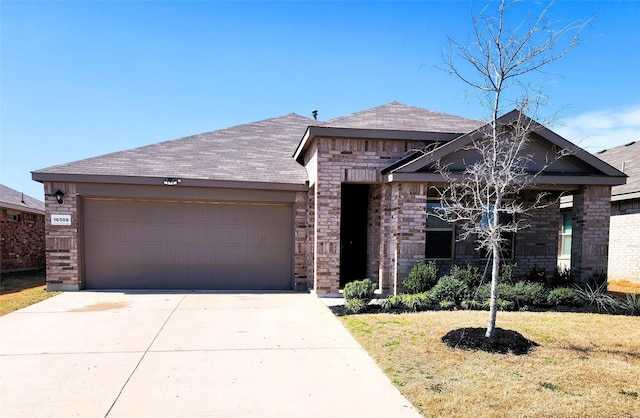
54, 189, 64, 205
163, 178, 181, 186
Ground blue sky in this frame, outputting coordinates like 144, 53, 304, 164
2, 0, 639, 200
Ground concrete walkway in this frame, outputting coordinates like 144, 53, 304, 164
0, 292, 421, 417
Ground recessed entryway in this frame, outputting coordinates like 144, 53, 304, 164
340, 184, 369, 287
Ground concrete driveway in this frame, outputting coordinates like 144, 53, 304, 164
0, 291, 421, 418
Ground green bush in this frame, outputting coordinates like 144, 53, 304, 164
573, 283, 622, 313
344, 298, 367, 314
622, 293, 640, 315
381, 295, 403, 311
475, 281, 547, 309
343, 279, 376, 304
550, 266, 574, 287
403, 260, 438, 294
526, 265, 549, 284
402, 292, 434, 311
500, 262, 518, 285
429, 276, 468, 304
547, 287, 583, 307
461, 299, 484, 310
439, 300, 456, 310
512, 281, 547, 307
586, 270, 608, 288
449, 264, 483, 289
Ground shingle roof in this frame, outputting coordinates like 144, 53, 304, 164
34, 113, 314, 185
595, 141, 640, 196
321, 102, 482, 133
0, 184, 45, 214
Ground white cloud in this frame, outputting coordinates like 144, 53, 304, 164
553, 105, 640, 153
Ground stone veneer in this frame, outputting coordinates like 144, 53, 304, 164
43, 182, 82, 291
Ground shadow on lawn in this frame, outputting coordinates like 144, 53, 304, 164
441, 327, 539, 355
0, 270, 46, 295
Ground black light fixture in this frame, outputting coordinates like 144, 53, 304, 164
54, 189, 64, 205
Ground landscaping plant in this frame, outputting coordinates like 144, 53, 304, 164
403, 260, 438, 294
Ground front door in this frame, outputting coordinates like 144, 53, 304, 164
340, 184, 369, 287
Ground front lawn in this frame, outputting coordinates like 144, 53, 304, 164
341, 310, 639, 417
0, 271, 59, 316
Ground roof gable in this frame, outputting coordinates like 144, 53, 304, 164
34, 113, 314, 186
384, 110, 627, 187
321, 101, 482, 133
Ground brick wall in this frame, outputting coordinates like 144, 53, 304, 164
0, 208, 45, 272
310, 136, 428, 294
43, 182, 82, 291
294, 191, 309, 291
608, 198, 640, 283
571, 185, 611, 283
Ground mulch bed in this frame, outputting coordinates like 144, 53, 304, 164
441, 327, 539, 355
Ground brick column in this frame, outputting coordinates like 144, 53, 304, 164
571, 185, 611, 283
378, 184, 395, 294
312, 177, 341, 295
393, 183, 427, 294
293, 191, 308, 291
44, 182, 82, 291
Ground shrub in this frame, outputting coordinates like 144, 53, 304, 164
439, 300, 456, 310
343, 279, 376, 304
344, 298, 367, 314
449, 263, 483, 289
461, 299, 484, 310
500, 262, 518, 285
512, 281, 547, 307
473, 283, 492, 301
496, 299, 515, 311
622, 293, 640, 315
381, 295, 403, 311
574, 283, 622, 313
550, 266, 574, 288
402, 292, 434, 311
526, 265, 548, 284
547, 287, 583, 307
586, 270, 608, 288
429, 276, 468, 304
403, 260, 438, 294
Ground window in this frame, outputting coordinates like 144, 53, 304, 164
560, 213, 572, 257
7, 214, 20, 222
425, 200, 454, 259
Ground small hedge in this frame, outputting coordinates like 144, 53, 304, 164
403, 260, 438, 294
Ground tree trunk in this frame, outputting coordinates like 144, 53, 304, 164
486, 245, 501, 338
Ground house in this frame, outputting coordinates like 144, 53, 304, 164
595, 141, 640, 286
32, 102, 626, 294
0, 184, 46, 273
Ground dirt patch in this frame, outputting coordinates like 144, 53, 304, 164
441, 327, 539, 355
69, 302, 129, 312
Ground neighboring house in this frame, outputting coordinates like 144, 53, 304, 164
595, 141, 640, 285
32, 102, 626, 294
0, 184, 46, 273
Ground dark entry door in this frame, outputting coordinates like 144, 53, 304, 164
340, 184, 369, 287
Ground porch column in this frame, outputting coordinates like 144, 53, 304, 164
43, 182, 82, 291
571, 185, 612, 283
379, 183, 427, 295
312, 178, 341, 295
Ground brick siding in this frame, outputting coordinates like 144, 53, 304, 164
43, 182, 82, 290
608, 198, 640, 283
0, 208, 45, 272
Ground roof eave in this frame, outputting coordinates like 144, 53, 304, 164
32, 173, 308, 192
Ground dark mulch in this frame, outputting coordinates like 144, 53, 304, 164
441, 327, 539, 355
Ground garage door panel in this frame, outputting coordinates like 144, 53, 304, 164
83, 199, 293, 290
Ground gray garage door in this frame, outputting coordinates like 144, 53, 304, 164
83, 198, 293, 290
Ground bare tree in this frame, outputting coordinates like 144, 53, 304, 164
435, 0, 591, 338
